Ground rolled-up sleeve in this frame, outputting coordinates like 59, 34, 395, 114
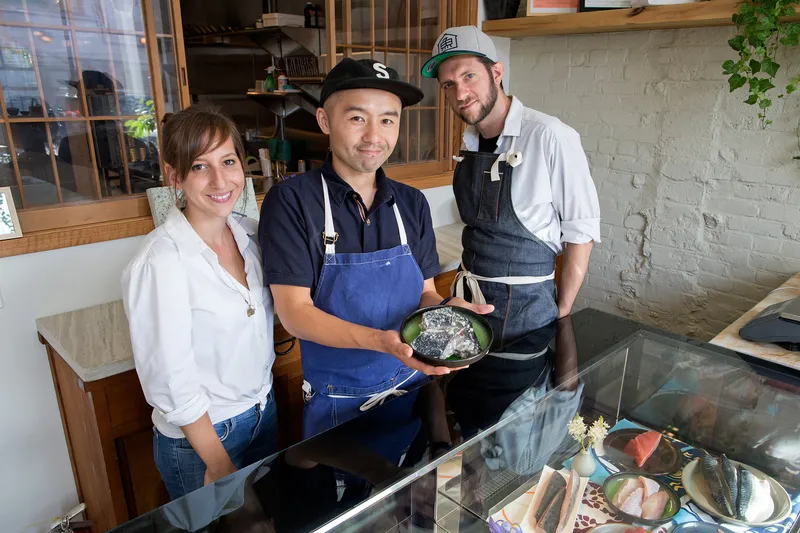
121, 248, 210, 427
548, 127, 601, 245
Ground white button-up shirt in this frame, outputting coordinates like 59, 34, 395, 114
122, 207, 275, 439
462, 96, 601, 253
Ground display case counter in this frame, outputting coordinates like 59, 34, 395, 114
109, 309, 800, 533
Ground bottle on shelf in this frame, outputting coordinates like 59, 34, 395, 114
304, 2, 315, 27
264, 66, 277, 92
313, 4, 324, 28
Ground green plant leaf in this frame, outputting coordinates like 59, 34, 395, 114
758, 98, 772, 109
749, 59, 762, 73
758, 78, 776, 92
761, 57, 780, 77
788, 84, 797, 94
728, 35, 746, 51
729, 74, 747, 91
745, 94, 759, 104
781, 33, 799, 46
722, 59, 739, 74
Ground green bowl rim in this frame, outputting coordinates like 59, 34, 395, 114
400, 305, 494, 368
602, 472, 681, 526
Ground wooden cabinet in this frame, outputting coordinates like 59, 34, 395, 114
41, 322, 303, 533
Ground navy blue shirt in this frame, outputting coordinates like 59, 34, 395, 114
259, 155, 441, 294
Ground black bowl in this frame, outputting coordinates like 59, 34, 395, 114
400, 305, 494, 368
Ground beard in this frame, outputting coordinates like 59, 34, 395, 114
456, 82, 498, 126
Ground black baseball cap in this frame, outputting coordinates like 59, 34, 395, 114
319, 58, 424, 108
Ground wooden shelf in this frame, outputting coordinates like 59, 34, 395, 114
481, 0, 777, 37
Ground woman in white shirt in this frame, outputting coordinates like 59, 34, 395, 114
122, 106, 277, 500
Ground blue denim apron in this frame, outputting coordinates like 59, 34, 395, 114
299, 175, 427, 464
452, 137, 558, 348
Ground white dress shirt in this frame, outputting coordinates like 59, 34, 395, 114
462, 96, 601, 253
122, 207, 275, 439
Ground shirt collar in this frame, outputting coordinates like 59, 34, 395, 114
162, 205, 258, 258
462, 95, 524, 152
320, 152, 396, 209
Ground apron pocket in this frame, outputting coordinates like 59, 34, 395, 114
477, 170, 502, 222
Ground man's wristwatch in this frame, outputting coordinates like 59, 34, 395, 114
439, 297, 455, 306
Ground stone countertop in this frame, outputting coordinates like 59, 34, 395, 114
709, 272, 800, 371
36, 223, 466, 383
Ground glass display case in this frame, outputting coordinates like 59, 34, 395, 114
110, 310, 800, 533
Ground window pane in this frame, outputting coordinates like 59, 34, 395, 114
124, 122, 160, 194
11, 122, 58, 206
387, 52, 406, 82
76, 32, 153, 117
418, 54, 437, 106
103, 0, 144, 33
410, 0, 421, 49
0, 126, 23, 208
91, 119, 160, 198
387, 0, 407, 49
23, 0, 69, 26
375, 0, 386, 47
418, 109, 436, 161
68, 0, 106, 28
0, 27, 44, 118
53, 120, 99, 202
350, 0, 372, 46
0, 0, 27, 24
153, 0, 172, 34
388, 108, 407, 165
421, 0, 439, 50
157, 37, 179, 114
32, 30, 84, 118
407, 109, 418, 161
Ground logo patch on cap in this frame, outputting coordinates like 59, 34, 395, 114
437, 33, 458, 53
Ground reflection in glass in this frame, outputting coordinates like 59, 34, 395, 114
350, 0, 372, 46
387, 0, 408, 49
388, 111, 406, 165
374, 0, 386, 47
0, 0, 26, 24
53, 120, 99, 202
419, 54, 438, 106
68, 0, 106, 28
407, 109, 418, 161
102, 0, 144, 33
89, 119, 159, 197
11, 122, 58, 206
0, 27, 44, 118
421, 0, 439, 49
409, 0, 421, 49
33, 31, 83, 118
0, 126, 23, 208
152, 0, 172, 34
419, 109, 436, 161
387, 52, 406, 82
157, 38, 180, 114
75, 32, 153, 117
21, 0, 69, 27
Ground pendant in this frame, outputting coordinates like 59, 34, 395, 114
247, 306, 255, 317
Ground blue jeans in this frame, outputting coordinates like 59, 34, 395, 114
153, 392, 278, 500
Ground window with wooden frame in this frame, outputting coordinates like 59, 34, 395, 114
0, 0, 188, 249
330, 0, 456, 183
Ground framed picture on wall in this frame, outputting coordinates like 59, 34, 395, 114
0, 186, 23, 241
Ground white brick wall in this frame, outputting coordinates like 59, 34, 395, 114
510, 27, 800, 340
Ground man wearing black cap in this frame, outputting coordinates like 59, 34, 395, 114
259, 59, 491, 450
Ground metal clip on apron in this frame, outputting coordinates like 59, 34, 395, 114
299, 175, 427, 455
452, 137, 559, 345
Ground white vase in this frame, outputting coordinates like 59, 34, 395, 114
595, 438, 606, 457
573, 448, 596, 477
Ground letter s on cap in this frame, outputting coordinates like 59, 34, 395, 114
373, 62, 390, 79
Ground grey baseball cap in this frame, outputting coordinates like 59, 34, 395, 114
421, 25, 498, 79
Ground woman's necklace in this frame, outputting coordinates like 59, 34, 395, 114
222, 266, 256, 317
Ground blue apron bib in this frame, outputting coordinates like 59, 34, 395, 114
452, 138, 559, 348
299, 175, 427, 464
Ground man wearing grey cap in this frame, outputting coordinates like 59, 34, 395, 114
422, 26, 601, 346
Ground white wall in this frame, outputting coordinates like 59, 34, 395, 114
0, 186, 455, 531
0, 236, 144, 531
510, 27, 800, 340
477, 1, 512, 88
